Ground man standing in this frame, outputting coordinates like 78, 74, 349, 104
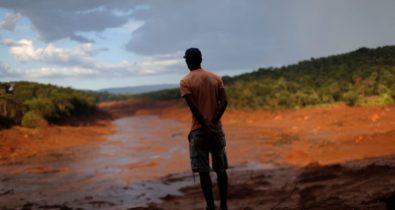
180, 48, 229, 210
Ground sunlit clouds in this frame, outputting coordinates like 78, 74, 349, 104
3, 39, 97, 64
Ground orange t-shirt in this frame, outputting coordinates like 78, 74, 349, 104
180, 68, 225, 131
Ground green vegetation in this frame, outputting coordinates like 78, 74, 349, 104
143, 46, 395, 109
21, 111, 48, 128
224, 46, 395, 109
0, 81, 97, 128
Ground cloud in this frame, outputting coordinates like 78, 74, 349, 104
22, 66, 97, 78
2, 38, 182, 79
1, 0, 395, 80
0, 13, 21, 31
0, 0, 142, 42
0, 59, 96, 79
11, 54, 182, 79
0, 61, 14, 77
96, 53, 183, 76
126, 1, 285, 70
3, 39, 97, 66
124, 0, 395, 71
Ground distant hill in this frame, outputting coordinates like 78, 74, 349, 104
100, 84, 178, 94
143, 46, 395, 109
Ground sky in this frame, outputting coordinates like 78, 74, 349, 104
0, 0, 395, 90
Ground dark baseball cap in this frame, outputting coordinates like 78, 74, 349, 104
183, 48, 202, 59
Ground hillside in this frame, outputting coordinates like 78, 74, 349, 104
143, 46, 395, 109
0, 82, 98, 128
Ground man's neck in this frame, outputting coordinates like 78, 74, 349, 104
189, 66, 201, 71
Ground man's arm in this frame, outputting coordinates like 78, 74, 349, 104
212, 88, 228, 125
183, 94, 208, 128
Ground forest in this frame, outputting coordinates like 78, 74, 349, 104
0, 82, 97, 128
142, 46, 395, 109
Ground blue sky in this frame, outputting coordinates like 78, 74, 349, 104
1, 0, 395, 90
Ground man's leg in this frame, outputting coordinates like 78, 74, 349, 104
211, 129, 228, 210
189, 130, 215, 209
199, 172, 215, 210
216, 171, 228, 210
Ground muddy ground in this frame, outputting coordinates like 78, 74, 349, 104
1, 99, 395, 209
129, 155, 395, 210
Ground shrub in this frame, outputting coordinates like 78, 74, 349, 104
343, 91, 360, 106
24, 98, 57, 118
21, 111, 48, 128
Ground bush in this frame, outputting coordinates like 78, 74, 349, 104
343, 91, 360, 106
24, 98, 57, 118
21, 111, 48, 128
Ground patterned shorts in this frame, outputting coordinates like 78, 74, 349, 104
188, 126, 228, 173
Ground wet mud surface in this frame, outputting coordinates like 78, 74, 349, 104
132, 155, 395, 210
2, 102, 395, 209
0, 116, 192, 209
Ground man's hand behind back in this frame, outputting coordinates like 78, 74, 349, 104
202, 123, 223, 149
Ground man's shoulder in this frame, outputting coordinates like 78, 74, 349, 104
180, 72, 192, 85
203, 69, 222, 81
180, 72, 193, 86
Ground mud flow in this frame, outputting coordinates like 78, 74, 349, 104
0, 116, 193, 209
2, 104, 395, 209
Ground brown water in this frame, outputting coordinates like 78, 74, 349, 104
0, 116, 195, 209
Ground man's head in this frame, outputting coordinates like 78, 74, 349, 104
184, 48, 202, 70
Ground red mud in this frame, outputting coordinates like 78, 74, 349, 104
103, 99, 395, 210
101, 99, 395, 167
0, 120, 113, 163
134, 155, 395, 210
1, 99, 395, 209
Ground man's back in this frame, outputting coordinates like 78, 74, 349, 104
180, 68, 224, 130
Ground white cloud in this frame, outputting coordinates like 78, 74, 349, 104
2, 38, 183, 79
22, 66, 97, 78
0, 13, 20, 31
11, 54, 182, 79
95, 53, 183, 75
3, 39, 97, 66
0, 60, 96, 79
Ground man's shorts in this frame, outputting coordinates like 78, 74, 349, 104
188, 126, 228, 173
